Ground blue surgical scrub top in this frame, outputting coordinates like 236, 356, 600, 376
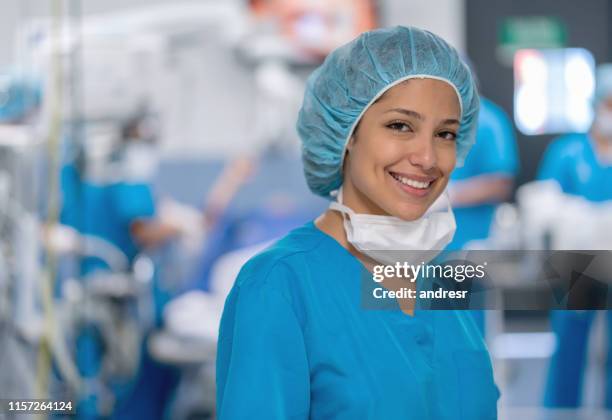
538, 135, 612, 408
537, 133, 612, 202
60, 164, 156, 273
216, 222, 500, 419
448, 97, 519, 249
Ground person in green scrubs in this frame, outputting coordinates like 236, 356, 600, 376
216, 26, 499, 419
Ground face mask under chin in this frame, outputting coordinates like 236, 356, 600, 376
329, 187, 457, 266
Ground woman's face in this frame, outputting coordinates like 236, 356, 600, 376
343, 78, 461, 221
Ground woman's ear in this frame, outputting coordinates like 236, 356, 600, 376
346, 125, 359, 152
346, 135, 355, 153
342, 136, 355, 173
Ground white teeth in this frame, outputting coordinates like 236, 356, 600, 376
390, 172, 431, 189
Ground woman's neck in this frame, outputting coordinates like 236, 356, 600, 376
314, 209, 416, 317
314, 209, 350, 250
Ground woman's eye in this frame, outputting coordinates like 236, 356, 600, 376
387, 122, 411, 132
438, 131, 457, 141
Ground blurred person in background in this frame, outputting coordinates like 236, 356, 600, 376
447, 73, 520, 334
448, 98, 519, 251
59, 107, 253, 419
540, 63, 612, 409
60, 107, 253, 273
216, 26, 499, 419
60, 108, 184, 274
58, 108, 189, 419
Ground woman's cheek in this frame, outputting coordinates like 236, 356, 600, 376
372, 137, 404, 163
436, 144, 457, 175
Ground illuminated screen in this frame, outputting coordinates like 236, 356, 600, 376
514, 48, 595, 135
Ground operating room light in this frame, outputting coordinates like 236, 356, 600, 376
514, 48, 595, 135
515, 85, 547, 133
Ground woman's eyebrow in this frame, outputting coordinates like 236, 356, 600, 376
384, 108, 423, 120
384, 108, 460, 125
442, 118, 460, 125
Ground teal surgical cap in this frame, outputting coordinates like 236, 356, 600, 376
297, 26, 480, 198
595, 63, 612, 104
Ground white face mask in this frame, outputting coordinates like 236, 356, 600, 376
329, 188, 456, 265
595, 109, 612, 137
121, 143, 159, 181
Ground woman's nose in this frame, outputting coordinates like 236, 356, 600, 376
407, 135, 437, 171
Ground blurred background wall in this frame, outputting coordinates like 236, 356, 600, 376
467, 0, 612, 186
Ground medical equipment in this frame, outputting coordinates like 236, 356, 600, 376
0, 71, 42, 123
516, 180, 612, 250
17, 2, 259, 159
54, 235, 156, 416
0, 123, 51, 401
248, 0, 377, 59
147, 241, 269, 419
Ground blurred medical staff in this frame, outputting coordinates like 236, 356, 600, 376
448, 97, 519, 249
540, 63, 612, 409
60, 111, 183, 274
60, 111, 189, 420
447, 96, 519, 334
61, 113, 255, 418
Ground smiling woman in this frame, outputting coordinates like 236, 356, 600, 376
341, 78, 461, 219
216, 26, 499, 420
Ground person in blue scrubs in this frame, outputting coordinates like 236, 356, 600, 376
60, 113, 183, 420
541, 64, 612, 409
217, 26, 499, 419
447, 96, 519, 334
61, 114, 182, 274
448, 97, 519, 250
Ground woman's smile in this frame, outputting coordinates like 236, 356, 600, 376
387, 170, 437, 198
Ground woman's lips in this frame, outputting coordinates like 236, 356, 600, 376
388, 170, 435, 197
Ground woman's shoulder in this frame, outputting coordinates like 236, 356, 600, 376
235, 221, 329, 288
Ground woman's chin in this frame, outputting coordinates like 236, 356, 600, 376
388, 206, 427, 221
